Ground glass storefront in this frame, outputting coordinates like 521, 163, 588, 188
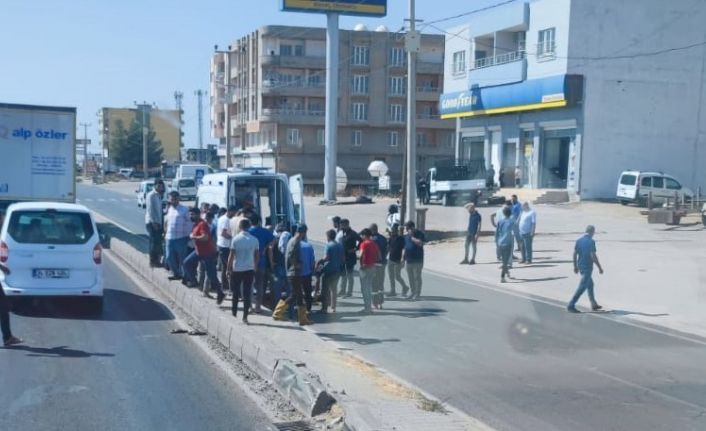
540, 129, 575, 189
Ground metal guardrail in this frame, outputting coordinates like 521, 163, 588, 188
473, 50, 526, 70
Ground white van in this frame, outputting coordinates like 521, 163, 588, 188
175, 164, 214, 185
0, 202, 104, 311
617, 171, 693, 206
196, 169, 305, 227
170, 178, 197, 201
135, 179, 155, 208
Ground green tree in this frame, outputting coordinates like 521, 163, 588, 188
109, 118, 163, 169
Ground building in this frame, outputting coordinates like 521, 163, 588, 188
440, 0, 706, 199
210, 25, 454, 188
98, 106, 182, 170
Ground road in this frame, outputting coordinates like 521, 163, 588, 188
76, 183, 706, 431
0, 249, 272, 430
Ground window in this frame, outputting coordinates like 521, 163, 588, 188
652, 176, 664, 188
389, 76, 406, 95
294, 45, 304, 56
665, 178, 681, 190
416, 133, 427, 147
352, 102, 368, 121
388, 104, 405, 122
389, 47, 405, 66
352, 74, 369, 94
640, 176, 652, 187
317, 129, 325, 146
8, 210, 94, 245
388, 131, 399, 147
352, 45, 370, 66
452, 51, 466, 74
352, 130, 363, 147
308, 74, 322, 87
514, 31, 526, 52
287, 128, 300, 146
537, 28, 556, 57
621, 174, 637, 186
280, 44, 292, 56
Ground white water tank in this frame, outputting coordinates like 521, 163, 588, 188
353, 23, 368, 32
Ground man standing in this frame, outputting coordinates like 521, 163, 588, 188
461, 202, 482, 265
386, 224, 408, 297
164, 191, 192, 281
514, 165, 522, 188
217, 205, 236, 288
491, 200, 512, 262
249, 214, 274, 314
299, 227, 316, 313
286, 224, 313, 325
319, 229, 343, 313
358, 228, 380, 313
145, 179, 165, 267
338, 219, 360, 298
183, 208, 225, 304
1, 261, 22, 346
269, 224, 289, 310
227, 219, 259, 324
486, 164, 496, 188
402, 221, 425, 301
511, 194, 523, 254
496, 206, 514, 283
519, 202, 536, 264
568, 225, 604, 313
370, 224, 387, 309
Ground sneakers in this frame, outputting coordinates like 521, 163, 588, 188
3, 336, 23, 347
591, 304, 603, 311
567, 306, 580, 313
216, 292, 226, 305
469, 259, 476, 265
459, 259, 469, 264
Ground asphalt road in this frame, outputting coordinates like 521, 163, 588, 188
0, 253, 272, 430
76, 183, 706, 431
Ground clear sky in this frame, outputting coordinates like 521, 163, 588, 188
0, 0, 501, 153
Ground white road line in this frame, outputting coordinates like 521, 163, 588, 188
109, 198, 118, 202
97, 198, 106, 202
91, 209, 136, 235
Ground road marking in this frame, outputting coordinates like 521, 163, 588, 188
109, 198, 118, 202
90, 209, 136, 235
97, 198, 106, 202
122, 198, 131, 202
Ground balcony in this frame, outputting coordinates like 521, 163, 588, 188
261, 79, 325, 97
416, 113, 454, 129
417, 61, 443, 75
469, 50, 527, 87
260, 107, 325, 125
416, 86, 441, 102
261, 54, 325, 69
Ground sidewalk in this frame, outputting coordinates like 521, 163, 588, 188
305, 195, 706, 339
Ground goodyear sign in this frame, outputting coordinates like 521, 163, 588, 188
281, 0, 387, 17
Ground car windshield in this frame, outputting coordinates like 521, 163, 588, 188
8, 210, 94, 245
178, 179, 195, 188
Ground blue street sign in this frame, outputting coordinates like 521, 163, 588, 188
281, 0, 387, 17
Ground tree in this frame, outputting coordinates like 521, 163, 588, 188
109, 118, 163, 169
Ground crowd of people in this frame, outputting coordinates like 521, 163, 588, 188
144, 180, 428, 326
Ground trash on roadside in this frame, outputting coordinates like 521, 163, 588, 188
170, 328, 188, 334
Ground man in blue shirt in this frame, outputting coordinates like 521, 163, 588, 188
402, 221, 425, 300
511, 194, 523, 254
249, 214, 274, 314
319, 229, 343, 313
461, 202, 482, 264
568, 225, 604, 313
495, 206, 514, 283
299, 227, 316, 313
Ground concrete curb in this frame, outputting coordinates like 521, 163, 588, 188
109, 238, 336, 420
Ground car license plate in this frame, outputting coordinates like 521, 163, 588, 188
33, 269, 70, 279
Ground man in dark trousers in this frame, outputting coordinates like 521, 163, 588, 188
568, 225, 604, 313
145, 179, 165, 267
402, 221, 425, 301
286, 224, 313, 325
183, 208, 225, 304
1, 262, 22, 346
337, 219, 360, 298
461, 202, 482, 265
386, 224, 408, 297
370, 223, 388, 309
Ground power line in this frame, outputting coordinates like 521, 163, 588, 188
420, 0, 520, 28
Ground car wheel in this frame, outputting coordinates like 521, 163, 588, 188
87, 297, 103, 315
620, 200, 628, 206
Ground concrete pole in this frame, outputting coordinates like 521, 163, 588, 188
405, 0, 417, 222
79, 122, 90, 178
324, 12, 339, 201
138, 104, 148, 178
224, 51, 232, 169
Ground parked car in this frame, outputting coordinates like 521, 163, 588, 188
118, 168, 133, 178
0, 202, 104, 312
135, 180, 155, 208
616, 171, 693, 206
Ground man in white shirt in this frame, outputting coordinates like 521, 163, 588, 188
145, 179, 165, 267
217, 205, 237, 286
518, 202, 537, 264
164, 191, 192, 280
227, 218, 259, 324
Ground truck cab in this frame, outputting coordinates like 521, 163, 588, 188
423, 159, 490, 206
196, 169, 305, 228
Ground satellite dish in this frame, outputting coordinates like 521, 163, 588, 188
375, 25, 389, 32
354, 23, 368, 32
367, 160, 389, 177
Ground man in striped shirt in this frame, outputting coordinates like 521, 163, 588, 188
164, 191, 192, 280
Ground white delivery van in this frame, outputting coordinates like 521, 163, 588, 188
175, 164, 214, 185
617, 171, 693, 206
171, 178, 197, 201
196, 169, 305, 228
135, 180, 154, 208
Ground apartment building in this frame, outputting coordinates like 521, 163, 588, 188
210, 25, 454, 188
441, 0, 706, 199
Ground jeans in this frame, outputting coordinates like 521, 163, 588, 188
184, 252, 223, 295
321, 272, 340, 311
359, 267, 375, 311
230, 270, 254, 318
521, 234, 534, 263
166, 237, 189, 278
271, 265, 287, 304
569, 270, 598, 308
513, 224, 522, 252
218, 247, 230, 287
372, 263, 386, 306
499, 244, 512, 278
289, 275, 313, 311
405, 261, 424, 297
146, 223, 163, 265
464, 234, 478, 262
338, 261, 356, 296
387, 260, 408, 295
253, 267, 269, 310
0, 283, 13, 342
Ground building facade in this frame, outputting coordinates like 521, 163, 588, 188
441, 0, 706, 199
99, 106, 182, 170
210, 25, 454, 188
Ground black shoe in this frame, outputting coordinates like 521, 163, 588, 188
469, 260, 476, 265
168, 275, 182, 281
387, 292, 397, 297
567, 307, 580, 313
242, 317, 249, 325
591, 304, 603, 311
216, 292, 226, 305
460, 259, 469, 264
501, 277, 506, 283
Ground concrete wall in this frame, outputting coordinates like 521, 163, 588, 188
568, 0, 706, 198
526, 0, 571, 80
443, 24, 471, 94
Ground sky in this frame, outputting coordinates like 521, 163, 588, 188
0, 0, 501, 153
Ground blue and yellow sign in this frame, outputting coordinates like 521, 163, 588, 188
281, 0, 387, 17
440, 75, 583, 119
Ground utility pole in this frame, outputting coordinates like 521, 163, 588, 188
195, 89, 205, 150
79, 122, 90, 178
135, 102, 150, 178
404, 0, 420, 223
323, 12, 340, 202
174, 91, 184, 160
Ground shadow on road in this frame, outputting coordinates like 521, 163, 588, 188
507, 276, 569, 283
316, 332, 401, 345
609, 309, 670, 318
4, 345, 115, 358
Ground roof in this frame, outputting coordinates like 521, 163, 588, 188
6, 202, 92, 213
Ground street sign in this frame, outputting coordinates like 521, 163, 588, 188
379, 175, 390, 190
281, 0, 387, 17
195, 168, 205, 186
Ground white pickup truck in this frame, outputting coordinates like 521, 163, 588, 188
421, 160, 493, 207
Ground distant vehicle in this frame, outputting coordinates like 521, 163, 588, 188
170, 178, 197, 201
616, 171, 693, 206
196, 169, 305, 227
0, 103, 77, 209
422, 159, 493, 207
175, 164, 214, 185
0, 202, 104, 312
118, 168, 134, 178
135, 180, 155, 208
129, 170, 145, 179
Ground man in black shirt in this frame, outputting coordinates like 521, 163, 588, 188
386, 223, 408, 297
402, 221, 426, 300
337, 219, 360, 298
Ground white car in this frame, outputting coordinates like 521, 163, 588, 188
616, 170, 693, 206
0, 202, 104, 312
171, 178, 197, 201
136, 179, 155, 208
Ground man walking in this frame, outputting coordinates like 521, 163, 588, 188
145, 179, 165, 267
370, 224, 387, 309
164, 191, 192, 281
358, 228, 380, 313
1, 261, 22, 346
496, 206, 514, 283
386, 224, 408, 297
217, 205, 236, 288
286, 224, 313, 325
461, 202, 482, 264
183, 208, 225, 304
491, 200, 512, 262
227, 219, 259, 324
402, 221, 425, 300
519, 202, 536, 264
319, 229, 343, 313
338, 219, 360, 298
568, 225, 604, 313
249, 214, 274, 314
514, 165, 522, 188
511, 194, 523, 254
